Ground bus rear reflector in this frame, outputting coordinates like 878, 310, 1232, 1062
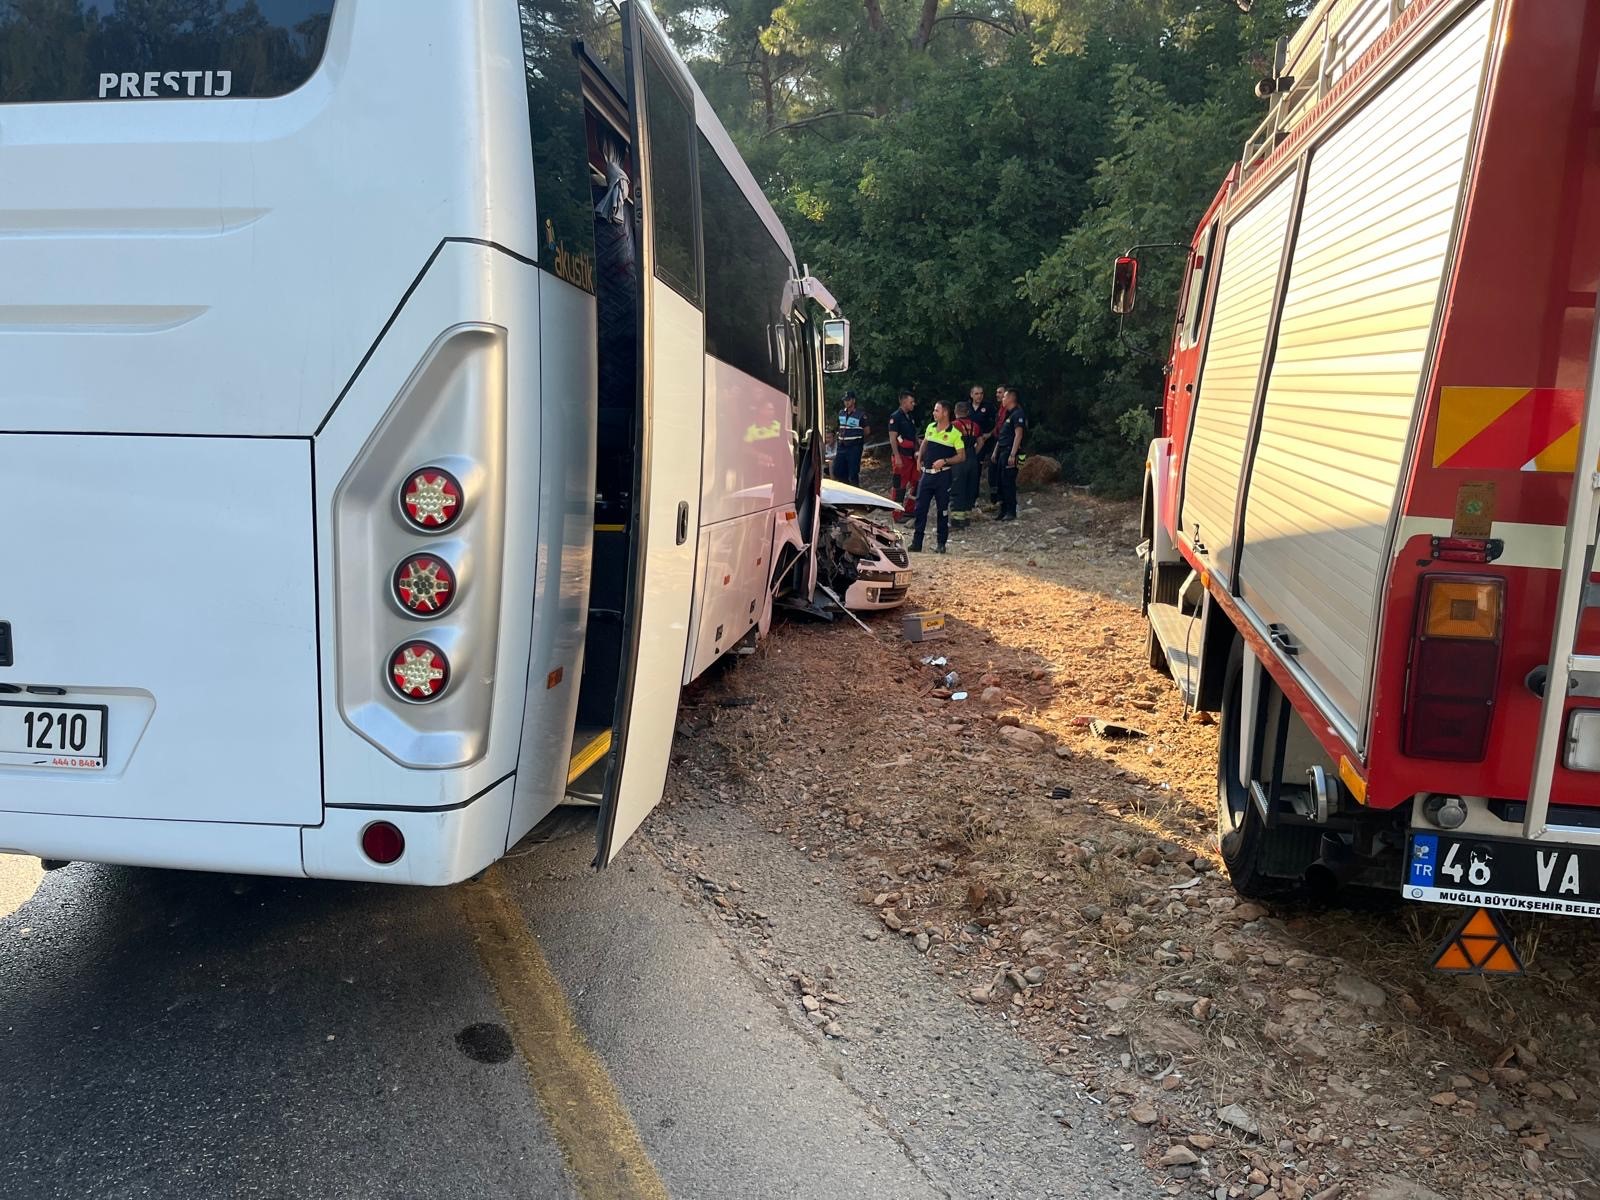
361, 821, 405, 865
1404, 575, 1504, 762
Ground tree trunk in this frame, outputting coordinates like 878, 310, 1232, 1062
862, 0, 886, 34
912, 0, 940, 49
756, 41, 776, 131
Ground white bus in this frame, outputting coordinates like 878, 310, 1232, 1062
0, 0, 848, 884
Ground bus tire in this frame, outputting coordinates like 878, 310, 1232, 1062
1216, 645, 1318, 898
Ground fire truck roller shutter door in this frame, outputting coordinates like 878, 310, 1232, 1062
1236, 1, 1495, 740
1179, 171, 1299, 582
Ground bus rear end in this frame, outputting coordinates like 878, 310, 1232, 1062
0, 2, 575, 882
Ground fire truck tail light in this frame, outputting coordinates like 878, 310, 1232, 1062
1424, 579, 1500, 639
1404, 576, 1505, 762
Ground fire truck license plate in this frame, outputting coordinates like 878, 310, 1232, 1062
1405, 832, 1600, 918
0, 702, 106, 771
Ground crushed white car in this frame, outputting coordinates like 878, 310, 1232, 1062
818, 480, 912, 610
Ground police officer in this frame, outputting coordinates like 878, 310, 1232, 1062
910, 400, 966, 553
888, 390, 920, 520
831, 390, 867, 485
992, 387, 1027, 521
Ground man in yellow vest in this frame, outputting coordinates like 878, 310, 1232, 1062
909, 400, 967, 554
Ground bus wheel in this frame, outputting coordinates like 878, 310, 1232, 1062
1216, 645, 1318, 898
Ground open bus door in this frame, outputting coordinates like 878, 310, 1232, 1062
593, 1, 707, 866
792, 311, 824, 600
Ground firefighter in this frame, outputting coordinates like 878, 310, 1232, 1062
969, 383, 997, 484
949, 400, 982, 525
985, 384, 1010, 508
992, 387, 1027, 521
888, 390, 920, 521
831, 390, 867, 485
909, 400, 966, 554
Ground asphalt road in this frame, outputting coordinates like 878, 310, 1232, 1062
0, 815, 1153, 1200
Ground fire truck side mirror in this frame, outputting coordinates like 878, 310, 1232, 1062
1111, 256, 1139, 316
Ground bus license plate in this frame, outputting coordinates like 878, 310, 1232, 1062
1405, 831, 1600, 918
0, 702, 107, 770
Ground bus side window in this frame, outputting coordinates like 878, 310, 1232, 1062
641, 52, 701, 305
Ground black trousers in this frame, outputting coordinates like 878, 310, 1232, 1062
833, 440, 862, 485
998, 463, 1019, 518
912, 469, 952, 548
951, 456, 976, 511
988, 454, 1003, 504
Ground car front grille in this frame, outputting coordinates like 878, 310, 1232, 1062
883, 546, 909, 568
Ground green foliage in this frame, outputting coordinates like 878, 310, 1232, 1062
666, 0, 1304, 492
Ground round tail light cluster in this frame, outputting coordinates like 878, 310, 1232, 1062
388, 466, 464, 702
400, 467, 462, 531
390, 641, 450, 703
393, 554, 456, 616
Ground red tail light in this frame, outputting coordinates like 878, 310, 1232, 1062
1403, 576, 1504, 762
399, 467, 462, 531
389, 642, 450, 702
393, 554, 456, 616
361, 821, 405, 865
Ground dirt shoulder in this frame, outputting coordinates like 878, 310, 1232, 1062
655, 473, 1600, 1200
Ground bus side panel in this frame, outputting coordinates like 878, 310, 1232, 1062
508, 275, 598, 847
686, 510, 776, 683
699, 357, 798, 527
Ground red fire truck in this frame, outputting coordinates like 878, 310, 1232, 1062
1116, 0, 1600, 914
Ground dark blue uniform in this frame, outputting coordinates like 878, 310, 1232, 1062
991, 405, 1027, 519
833, 404, 866, 485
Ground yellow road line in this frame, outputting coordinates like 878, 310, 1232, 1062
567, 729, 613, 785
459, 869, 670, 1200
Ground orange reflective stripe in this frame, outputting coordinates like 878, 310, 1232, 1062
1435, 387, 1586, 472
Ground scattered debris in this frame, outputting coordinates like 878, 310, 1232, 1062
1088, 719, 1146, 740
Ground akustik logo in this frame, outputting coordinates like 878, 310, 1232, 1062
98, 70, 234, 99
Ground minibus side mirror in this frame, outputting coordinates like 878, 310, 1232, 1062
822, 318, 851, 374
1111, 255, 1139, 315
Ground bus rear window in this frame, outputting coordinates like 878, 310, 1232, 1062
0, 1, 334, 103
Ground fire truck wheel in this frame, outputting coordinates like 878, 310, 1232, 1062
1142, 557, 1170, 675
1216, 645, 1318, 897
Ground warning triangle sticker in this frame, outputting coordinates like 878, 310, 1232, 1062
1434, 908, 1523, 976
1462, 910, 1500, 938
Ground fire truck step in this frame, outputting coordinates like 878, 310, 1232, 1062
1147, 602, 1202, 709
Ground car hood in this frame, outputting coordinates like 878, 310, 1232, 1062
821, 480, 900, 513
